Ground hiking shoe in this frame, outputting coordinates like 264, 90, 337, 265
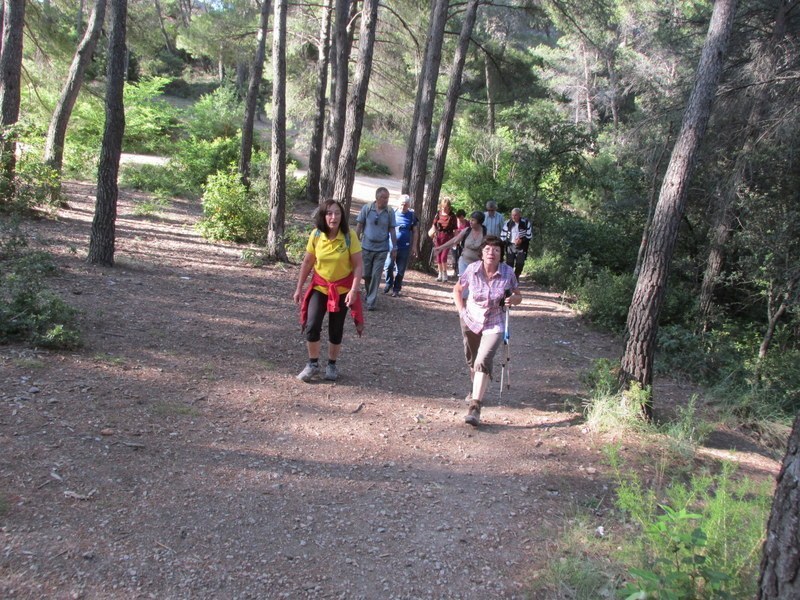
324, 363, 338, 381
391, 290, 400, 297
383, 284, 391, 294
465, 401, 481, 426
297, 362, 319, 382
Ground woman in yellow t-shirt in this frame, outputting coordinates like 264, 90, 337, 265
293, 199, 364, 382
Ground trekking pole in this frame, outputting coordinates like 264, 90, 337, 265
500, 290, 511, 399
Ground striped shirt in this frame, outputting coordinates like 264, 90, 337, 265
458, 261, 518, 334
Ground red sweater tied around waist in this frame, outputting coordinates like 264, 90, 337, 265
300, 271, 364, 335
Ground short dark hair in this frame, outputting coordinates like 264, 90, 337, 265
456, 209, 466, 217
481, 235, 502, 250
375, 187, 389, 199
315, 199, 350, 236
470, 210, 485, 224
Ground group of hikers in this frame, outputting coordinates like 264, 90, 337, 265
292, 188, 529, 426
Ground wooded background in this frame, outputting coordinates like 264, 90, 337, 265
1, 0, 799, 595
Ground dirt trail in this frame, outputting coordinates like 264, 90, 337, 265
0, 182, 780, 599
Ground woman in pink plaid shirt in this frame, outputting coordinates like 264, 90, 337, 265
452, 236, 522, 426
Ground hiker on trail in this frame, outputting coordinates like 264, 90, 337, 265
431, 197, 457, 282
356, 187, 397, 311
433, 210, 486, 276
383, 194, 419, 297
452, 209, 469, 276
294, 199, 364, 383
500, 208, 533, 278
452, 235, 521, 426
483, 201, 504, 239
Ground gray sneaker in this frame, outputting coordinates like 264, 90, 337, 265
324, 363, 338, 381
297, 362, 319, 382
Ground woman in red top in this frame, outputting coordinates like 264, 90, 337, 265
433, 197, 457, 281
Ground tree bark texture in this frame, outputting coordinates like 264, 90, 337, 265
332, 0, 379, 215
0, 0, 25, 201
239, 0, 271, 186
408, 0, 448, 222
266, 0, 287, 261
306, 0, 333, 206
618, 0, 737, 418
319, 0, 353, 201
88, 0, 127, 267
402, 0, 448, 197
757, 412, 800, 599
418, 0, 479, 262
44, 0, 106, 179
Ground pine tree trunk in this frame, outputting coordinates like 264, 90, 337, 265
239, 0, 271, 186
319, 0, 353, 201
266, 0, 287, 261
306, 0, 333, 206
757, 412, 800, 599
44, 0, 106, 200
88, 0, 127, 267
332, 0, 379, 215
419, 0, 479, 262
618, 0, 737, 419
407, 0, 447, 221
0, 0, 25, 203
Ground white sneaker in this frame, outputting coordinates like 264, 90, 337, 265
297, 362, 319, 382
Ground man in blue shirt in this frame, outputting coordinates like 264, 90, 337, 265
383, 194, 419, 297
356, 187, 397, 311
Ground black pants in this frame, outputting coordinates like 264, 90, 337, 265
304, 289, 348, 344
505, 248, 527, 278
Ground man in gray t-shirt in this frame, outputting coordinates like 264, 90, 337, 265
356, 187, 397, 311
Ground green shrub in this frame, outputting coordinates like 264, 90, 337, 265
122, 77, 182, 154
609, 453, 770, 600
574, 268, 635, 333
172, 135, 240, 194
198, 169, 269, 244
0, 220, 81, 349
184, 85, 243, 141
0, 152, 62, 213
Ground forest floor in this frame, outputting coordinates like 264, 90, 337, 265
0, 180, 783, 599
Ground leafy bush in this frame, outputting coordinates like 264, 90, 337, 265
0, 220, 81, 348
198, 169, 269, 244
122, 77, 182, 154
184, 85, 243, 141
574, 268, 635, 333
609, 453, 770, 600
0, 151, 62, 213
172, 135, 240, 194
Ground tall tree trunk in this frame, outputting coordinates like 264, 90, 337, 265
418, 0, 479, 262
618, 0, 737, 420
306, 0, 333, 205
0, 0, 25, 203
757, 412, 800, 599
634, 131, 672, 277
266, 0, 287, 260
698, 0, 789, 331
44, 0, 107, 202
485, 56, 495, 134
332, 0, 379, 215
153, 0, 174, 54
319, 0, 353, 201
402, 0, 448, 196
239, 0, 271, 186
88, 0, 127, 266
408, 0, 448, 220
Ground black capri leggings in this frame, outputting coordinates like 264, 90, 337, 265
305, 289, 349, 345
